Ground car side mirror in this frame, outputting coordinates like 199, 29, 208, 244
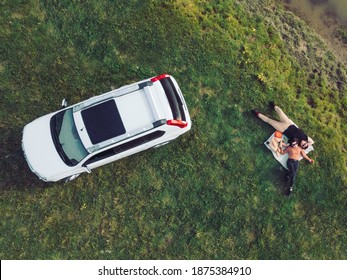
84, 166, 92, 173
61, 99, 68, 108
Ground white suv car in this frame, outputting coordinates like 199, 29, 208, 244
22, 74, 191, 182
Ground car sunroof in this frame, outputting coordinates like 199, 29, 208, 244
81, 99, 126, 145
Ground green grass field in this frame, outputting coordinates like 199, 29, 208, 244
1, 0, 346, 259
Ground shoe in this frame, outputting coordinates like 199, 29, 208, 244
269, 101, 276, 109
251, 109, 260, 117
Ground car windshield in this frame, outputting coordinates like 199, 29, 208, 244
50, 109, 88, 166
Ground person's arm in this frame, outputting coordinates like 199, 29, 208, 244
307, 136, 314, 145
280, 140, 289, 147
301, 150, 314, 163
279, 147, 289, 155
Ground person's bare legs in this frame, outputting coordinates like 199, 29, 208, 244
257, 113, 288, 132
253, 104, 294, 131
274, 106, 291, 123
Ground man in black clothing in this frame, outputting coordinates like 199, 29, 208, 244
280, 138, 314, 194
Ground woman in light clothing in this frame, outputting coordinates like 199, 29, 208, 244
253, 102, 314, 150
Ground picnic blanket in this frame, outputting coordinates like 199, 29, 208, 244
264, 132, 314, 170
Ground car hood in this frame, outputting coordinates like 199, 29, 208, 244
22, 114, 70, 181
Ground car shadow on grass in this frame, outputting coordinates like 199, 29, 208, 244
0, 127, 46, 191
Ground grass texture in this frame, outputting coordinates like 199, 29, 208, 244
0, 0, 346, 259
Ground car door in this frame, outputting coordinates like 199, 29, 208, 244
82, 147, 119, 170
82, 130, 166, 171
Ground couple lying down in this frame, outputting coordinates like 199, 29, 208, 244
253, 102, 315, 195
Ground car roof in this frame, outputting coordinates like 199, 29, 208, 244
73, 78, 173, 153
81, 99, 125, 145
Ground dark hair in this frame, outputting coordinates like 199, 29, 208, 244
300, 139, 309, 149
290, 138, 299, 147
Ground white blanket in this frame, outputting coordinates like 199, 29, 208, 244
264, 133, 314, 170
